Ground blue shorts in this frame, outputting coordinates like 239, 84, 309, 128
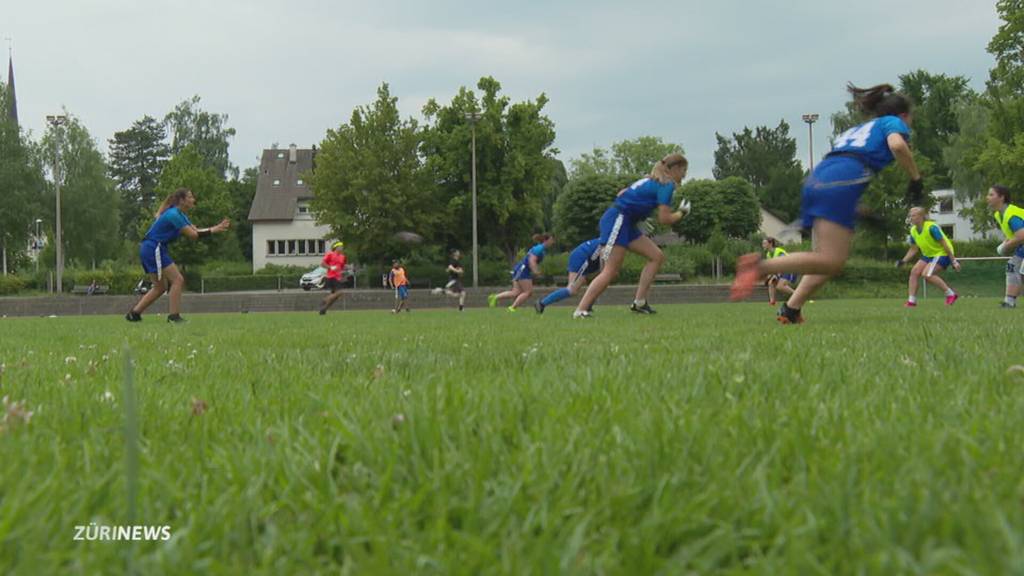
396, 285, 409, 299
512, 263, 532, 281
921, 255, 952, 269
598, 207, 642, 248
139, 240, 172, 275
801, 156, 873, 230
778, 273, 797, 283
568, 252, 600, 278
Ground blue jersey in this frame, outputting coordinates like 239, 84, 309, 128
570, 239, 600, 263
613, 178, 675, 220
828, 115, 910, 172
143, 207, 192, 244
518, 243, 547, 268
1011, 216, 1024, 258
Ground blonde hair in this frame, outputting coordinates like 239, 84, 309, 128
650, 153, 688, 184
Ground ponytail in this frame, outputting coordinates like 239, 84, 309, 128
847, 83, 912, 118
157, 188, 192, 216
650, 152, 688, 184
532, 233, 553, 244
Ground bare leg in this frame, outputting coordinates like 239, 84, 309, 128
321, 289, 344, 311
908, 260, 927, 300
162, 264, 186, 316
925, 268, 951, 293
131, 273, 166, 314
768, 281, 777, 304
782, 220, 854, 309
576, 247, 627, 313
777, 281, 795, 297
493, 286, 521, 302
510, 280, 534, 309
627, 235, 665, 302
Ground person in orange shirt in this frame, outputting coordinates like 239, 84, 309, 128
319, 241, 347, 315
388, 260, 410, 313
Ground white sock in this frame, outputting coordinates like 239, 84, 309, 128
908, 295, 917, 303
1007, 296, 1017, 305
945, 288, 955, 297
634, 299, 646, 306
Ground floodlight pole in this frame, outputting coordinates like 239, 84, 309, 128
802, 113, 819, 172
465, 112, 481, 288
47, 115, 68, 294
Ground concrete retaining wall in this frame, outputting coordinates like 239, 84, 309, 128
0, 285, 767, 318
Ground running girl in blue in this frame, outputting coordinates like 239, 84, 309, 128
535, 237, 602, 314
125, 188, 230, 323
732, 84, 925, 324
488, 233, 555, 311
573, 153, 690, 319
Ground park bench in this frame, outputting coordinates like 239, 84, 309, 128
71, 284, 109, 295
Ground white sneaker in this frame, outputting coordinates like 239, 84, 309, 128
572, 310, 593, 319
431, 287, 443, 295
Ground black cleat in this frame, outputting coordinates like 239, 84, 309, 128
777, 304, 804, 325
630, 302, 656, 314
167, 314, 187, 324
535, 301, 546, 314
125, 311, 142, 322
1001, 302, 1017, 309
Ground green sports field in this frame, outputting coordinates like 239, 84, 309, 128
2, 299, 1023, 575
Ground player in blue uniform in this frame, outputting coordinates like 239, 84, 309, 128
488, 234, 556, 311
732, 83, 925, 324
573, 153, 691, 319
535, 238, 602, 314
125, 188, 230, 323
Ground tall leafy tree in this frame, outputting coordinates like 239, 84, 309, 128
311, 83, 437, 264
164, 95, 237, 179
713, 120, 803, 221
226, 167, 258, 261
108, 115, 170, 242
570, 136, 683, 179
36, 114, 121, 267
153, 146, 235, 268
422, 76, 557, 263
541, 158, 568, 232
553, 173, 634, 247
675, 177, 761, 243
0, 83, 45, 273
897, 70, 974, 188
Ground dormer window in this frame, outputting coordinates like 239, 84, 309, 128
297, 179, 304, 186
273, 179, 281, 186
276, 152, 285, 159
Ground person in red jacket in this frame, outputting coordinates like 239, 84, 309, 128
319, 241, 347, 315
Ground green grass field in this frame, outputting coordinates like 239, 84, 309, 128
2, 298, 1024, 575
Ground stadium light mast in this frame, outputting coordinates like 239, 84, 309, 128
802, 113, 819, 172
47, 114, 67, 293
464, 111, 481, 288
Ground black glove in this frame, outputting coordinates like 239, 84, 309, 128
906, 178, 924, 205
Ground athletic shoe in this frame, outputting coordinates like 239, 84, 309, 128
768, 300, 776, 306
125, 311, 142, 322
391, 309, 398, 314
776, 304, 804, 325
945, 294, 959, 306
904, 301, 917, 308
535, 301, 545, 314
458, 305, 464, 312
572, 310, 593, 319
319, 309, 326, 315
1001, 302, 1016, 308
431, 287, 443, 295
630, 302, 656, 314
507, 306, 518, 313
730, 253, 761, 301
487, 294, 498, 308
167, 314, 187, 324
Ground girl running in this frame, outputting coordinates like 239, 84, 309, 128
488, 234, 555, 312
535, 237, 602, 314
573, 153, 690, 318
896, 206, 959, 307
731, 83, 925, 324
318, 241, 347, 315
125, 188, 230, 323
432, 250, 467, 311
986, 185, 1024, 308
762, 237, 796, 306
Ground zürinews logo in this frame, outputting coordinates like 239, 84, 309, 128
74, 524, 172, 542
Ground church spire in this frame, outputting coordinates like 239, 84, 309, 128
6, 41, 17, 127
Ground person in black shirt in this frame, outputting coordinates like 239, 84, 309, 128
433, 250, 467, 311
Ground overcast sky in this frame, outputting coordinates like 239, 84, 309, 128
4, 0, 1003, 178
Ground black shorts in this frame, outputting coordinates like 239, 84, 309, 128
325, 277, 344, 292
445, 279, 464, 293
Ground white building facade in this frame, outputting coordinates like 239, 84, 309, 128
248, 145, 334, 272
928, 189, 997, 241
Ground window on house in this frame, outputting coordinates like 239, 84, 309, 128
297, 205, 309, 215
276, 240, 286, 255
318, 240, 326, 254
287, 240, 297, 255
267, 240, 276, 255
277, 152, 285, 159
941, 225, 954, 239
297, 179, 304, 186
273, 179, 281, 187
939, 197, 954, 214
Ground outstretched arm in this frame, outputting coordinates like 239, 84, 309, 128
181, 218, 230, 241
